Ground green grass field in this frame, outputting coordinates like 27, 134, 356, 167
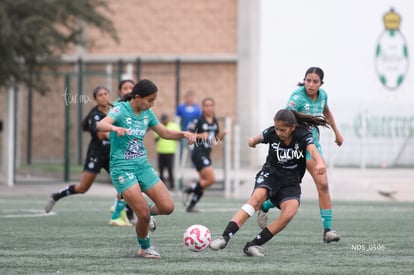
0, 195, 413, 275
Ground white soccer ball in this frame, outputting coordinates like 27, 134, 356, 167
183, 224, 212, 252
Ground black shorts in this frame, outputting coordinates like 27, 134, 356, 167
191, 149, 211, 172
83, 146, 110, 174
254, 170, 301, 209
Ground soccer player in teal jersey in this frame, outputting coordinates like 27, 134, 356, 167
259, 67, 343, 243
97, 79, 195, 259
109, 79, 137, 226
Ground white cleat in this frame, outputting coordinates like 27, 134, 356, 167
243, 244, 264, 257
209, 236, 227, 251
44, 197, 56, 213
323, 229, 340, 243
137, 246, 161, 259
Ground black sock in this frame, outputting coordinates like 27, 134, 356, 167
222, 221, 240, 242
52, 184, 76, 201
187, 182, 204, 209
187, 191, 203, 210
192, 182, 202, 193
185, 182, 200, 194
250, 227, 274, 246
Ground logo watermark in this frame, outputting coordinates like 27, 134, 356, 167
63, 87, 93, 106
193, 129, 223, 147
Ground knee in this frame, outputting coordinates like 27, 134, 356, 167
205, 174, 215, 187
158, 203, 174, 215
76, 186, 89, 194
136, 207, 150, 219
164, 204, 174, 215
280, 200, 299, 220
284, 208, 298, 220
279, 208, 297, 226
209, 173, 216, 183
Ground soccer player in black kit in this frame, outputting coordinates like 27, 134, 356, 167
44, 86, 133, 226
183, 97, 226, 212
209, 109, 329, 256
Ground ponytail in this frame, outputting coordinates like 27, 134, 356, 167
120, 93, 133, 102
274, 109, 329, 129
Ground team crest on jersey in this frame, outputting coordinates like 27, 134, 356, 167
202, 156, 210, 166
143, 116, 149, 126
94, 115, 100, 121
294, 143, 299, 151
124, 138, 144, 159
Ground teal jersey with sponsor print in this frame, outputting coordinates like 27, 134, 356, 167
108, 101, 159, 168
286, 86, 328, 116
286, 86, 328, 157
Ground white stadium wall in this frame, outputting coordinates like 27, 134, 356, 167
257, 0, 414, 167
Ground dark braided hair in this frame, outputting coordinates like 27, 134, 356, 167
274, 109, 329, 129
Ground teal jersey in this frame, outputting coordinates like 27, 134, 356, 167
286, 86, 328, 116
108, 102, 159, 168
286, 86, 328, 154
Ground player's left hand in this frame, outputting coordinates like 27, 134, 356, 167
335, 133, 343, 146
184, 132, 196, 145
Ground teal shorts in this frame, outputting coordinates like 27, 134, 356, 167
306, 129, 323, 160
110, 163, 160, 195
305, 140, 323, 160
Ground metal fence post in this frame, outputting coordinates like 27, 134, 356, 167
64, 74, 71, 182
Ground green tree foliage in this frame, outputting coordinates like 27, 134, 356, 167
0, 0, 118, 92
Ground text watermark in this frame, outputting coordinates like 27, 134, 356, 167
351, 244, 386, 252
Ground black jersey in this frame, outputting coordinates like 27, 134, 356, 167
85, 106, 110, 153
260, 126, 314, 185
189, 115, 219, 152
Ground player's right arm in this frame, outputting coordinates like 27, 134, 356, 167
248, 134, 263, 148
96, 116, 129, 137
